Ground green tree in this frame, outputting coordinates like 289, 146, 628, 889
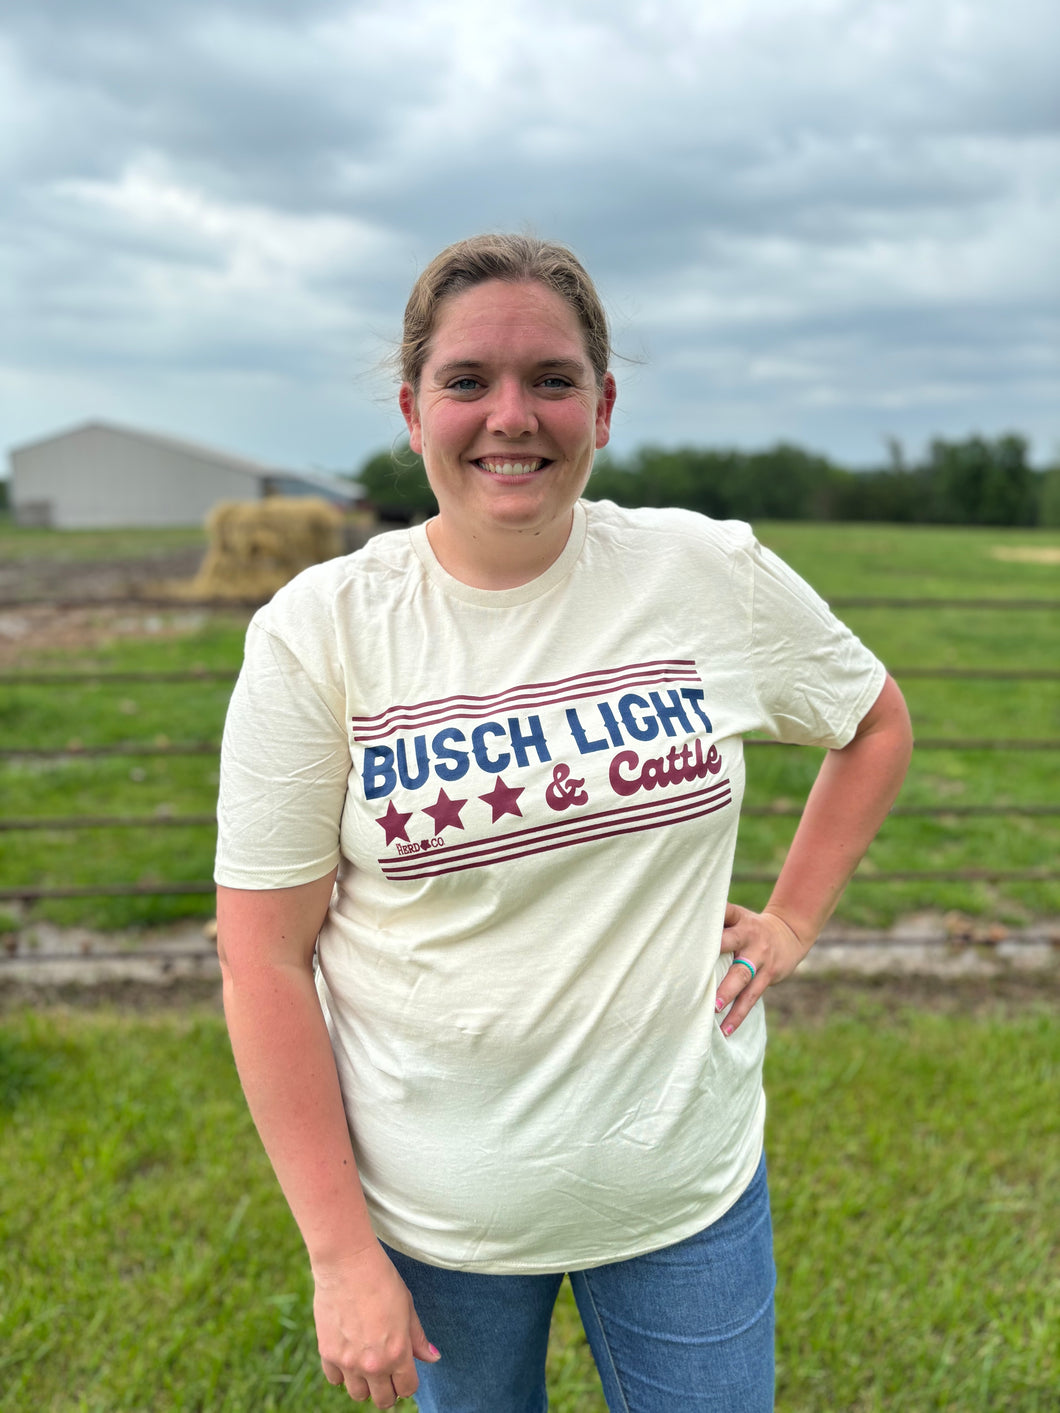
356, 442, 436, 519
922, 434, 1037, 526
587, 443, 849, 522
357, 433, 1046, 528
740, 444, 849, 521
1038, 464, 1060, 527
980, 433, 1038, 525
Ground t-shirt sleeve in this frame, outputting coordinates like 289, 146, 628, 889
214, 620, 352, 889
746, 539, 886, 748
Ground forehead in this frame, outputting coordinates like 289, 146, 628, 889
425, 280, 590, 367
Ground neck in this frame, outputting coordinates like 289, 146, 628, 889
425, 512, 574, 590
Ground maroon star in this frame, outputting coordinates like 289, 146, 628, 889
421, 788, 467, 836
375, 799, 413, 846
479, 774, 525, 823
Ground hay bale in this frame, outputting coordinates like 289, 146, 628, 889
188, 497, 344, 600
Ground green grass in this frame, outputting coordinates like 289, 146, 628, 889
1, 522, 1059, 930
0, 524, 207, 564
737, 524, 1060, 924
0, 614, 250, 930
754, 521, 1060, 602
1, 1002, 1055, 1411
2, 517, 1055, 594
767, 1003, 1060, 1412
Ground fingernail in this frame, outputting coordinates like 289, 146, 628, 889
429, 1344, 441, 1358
722, 1023, 734, 1037
715, 995, 726, 1012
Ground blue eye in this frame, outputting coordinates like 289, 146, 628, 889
448, 377, 481, 392
540, 376, 573, 390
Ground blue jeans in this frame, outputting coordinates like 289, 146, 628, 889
383, 1153, 775, 1412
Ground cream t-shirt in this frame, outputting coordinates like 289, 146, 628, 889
216, 500, 885, 1272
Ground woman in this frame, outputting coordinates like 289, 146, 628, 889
215, 233, 912, 1411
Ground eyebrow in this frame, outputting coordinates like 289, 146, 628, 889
432, 358, 589, 379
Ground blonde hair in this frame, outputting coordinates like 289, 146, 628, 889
399, 233, 611, 390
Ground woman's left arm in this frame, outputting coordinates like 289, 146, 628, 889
716, 672, 913, 1035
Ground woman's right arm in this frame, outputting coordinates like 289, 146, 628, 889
216, 877, 439, 1408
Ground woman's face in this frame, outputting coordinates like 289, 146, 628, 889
399, 279, 615, 576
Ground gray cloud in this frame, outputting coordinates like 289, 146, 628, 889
2, 0, 1057, 472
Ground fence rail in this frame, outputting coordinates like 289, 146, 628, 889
0, 882, 217, 901
0, 814, 218, 832
0, 670, 235, 685
3, 594, 1058, 612
6, 860, 1055, 907
4, 803, 1060, 836
2, 592, 1057, 908
3, 665, 1059, 688
0, 595, 262, 612
1, 743, 219, 759
4, 932, 1054, 963
831, 597, 1059, 610
4, 736, 1060, 763
2, 867, 1057, 906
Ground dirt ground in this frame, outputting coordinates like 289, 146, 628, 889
3, 962, 1058, 1023
0, 600, 233, 668
0, 545, 205, 605
1, 912, 1057, 1021
0, 547, 228, 668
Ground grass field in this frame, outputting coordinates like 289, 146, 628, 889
2, 522, 1058, 1412
0, 522, 207, 563
2, 519, 1058, 931
1, 997, 1056, 1412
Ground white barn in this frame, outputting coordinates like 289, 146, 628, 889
8, 420, 358, 529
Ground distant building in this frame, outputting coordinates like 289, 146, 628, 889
7, 420, 360, 529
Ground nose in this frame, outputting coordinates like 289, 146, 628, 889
485, 377, 537, 438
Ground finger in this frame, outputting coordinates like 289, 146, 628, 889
715, 957, 760, 1034
391, 1343, 424, 1400
721, 905, 746, 951
714, 951, 756, 1009
321, 1357, 345, 1386
392, 1361, 420, 1400
719, 991, 758, 1036
409, 1310, 441, 1364
723, 900, 744, 929
365, 1373, 399, 1408
719, 967, 763, 1037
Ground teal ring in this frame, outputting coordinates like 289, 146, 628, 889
733, 957, 757, 980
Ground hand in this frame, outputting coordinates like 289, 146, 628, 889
312, 1242, 440, 1407
715, 903, 809, 1038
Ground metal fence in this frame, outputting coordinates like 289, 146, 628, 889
2, 595, 1058, 915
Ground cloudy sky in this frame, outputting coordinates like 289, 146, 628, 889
3, 0, 1058, 479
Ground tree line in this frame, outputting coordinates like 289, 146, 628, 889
356, 433, 1060, 528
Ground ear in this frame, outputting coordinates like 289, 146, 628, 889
594, 372, 617, 451
399, 383, 423, 455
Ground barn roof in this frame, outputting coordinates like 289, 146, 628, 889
10, 419, 284, 475
9, 419, 360, 500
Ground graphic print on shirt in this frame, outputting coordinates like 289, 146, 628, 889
351, 660, 732, 880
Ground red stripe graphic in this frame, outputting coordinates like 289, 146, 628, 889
380, 780, 732, 880
351, 660, 702, 743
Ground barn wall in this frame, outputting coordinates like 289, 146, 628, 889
11, 426, 266, 528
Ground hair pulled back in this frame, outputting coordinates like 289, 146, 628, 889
400, 233, 611, 390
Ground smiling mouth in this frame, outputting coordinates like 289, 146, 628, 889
474, 458, 549, 476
